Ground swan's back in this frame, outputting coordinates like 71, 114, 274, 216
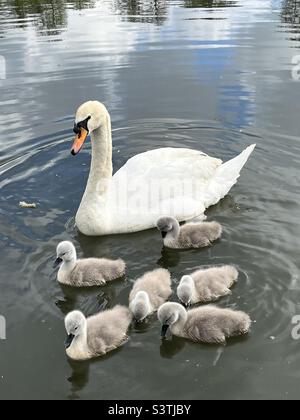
114, 148, 222, 181
130, 269, 172, 308
179, 221, 222, 248
183, 306, 251, 344
109, 148, 222, 231
192, 265, 238, 300
87, 306, 132, 356
102, 145, 256, 234
71, 258, 125, 286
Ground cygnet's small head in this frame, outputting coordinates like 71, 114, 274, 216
64, 311, 87, 349
130, 291, 151, 323
53, 241, 77, 269
156, 216, 179, 239
71, 101, 109, 156
158, 302, 185, 339
177, 276, 194, 307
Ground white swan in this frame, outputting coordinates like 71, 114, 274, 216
71, 101, 256, 236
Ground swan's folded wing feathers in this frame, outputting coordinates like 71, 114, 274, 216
204, 144, 256, 208
113, 148, 222, 183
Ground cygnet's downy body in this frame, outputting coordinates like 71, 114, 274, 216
54, 241, 126, 287
156, 217, 222, 249
177, 265, 238, 306
158, 302, 251, 345
64, 306, 132, 361
129, 269, 172, 322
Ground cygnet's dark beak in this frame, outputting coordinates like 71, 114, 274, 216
65, 334, 75, 349
161, 324, 170, 339
161, 232, 168, 239
53, 257, 63, 269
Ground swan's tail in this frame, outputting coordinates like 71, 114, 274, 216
204, 144, 256, 208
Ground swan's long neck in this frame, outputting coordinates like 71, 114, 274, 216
76, 113, 113, 235
171, 306, 188, 337
67, 328, 89, 361
165, 221, 180, 247
84, 114, 112, 199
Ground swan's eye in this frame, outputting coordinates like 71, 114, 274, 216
74, 116, 91, 134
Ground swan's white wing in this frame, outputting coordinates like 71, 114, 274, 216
109, 148, 222, 230
204, 144, 256, 208
114, 148, 222, 182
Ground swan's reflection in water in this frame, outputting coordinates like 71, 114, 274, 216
67, 347, 124, 399
55, 283, 117, 315
131, 314, 158, 334
157, 247, 182, 269
67, 359, 91, 399
160, 336, 186, 359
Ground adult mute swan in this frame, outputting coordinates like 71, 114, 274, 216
71, 101, 256, 236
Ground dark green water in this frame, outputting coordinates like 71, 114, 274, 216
0, 0, 300, 400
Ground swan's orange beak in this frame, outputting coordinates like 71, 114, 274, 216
71, 128, 89, 156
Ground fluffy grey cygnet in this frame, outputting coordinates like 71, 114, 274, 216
129, 269, 172, 322
156, 217, 222, 249
177, 265, 238, 306
54, 241, 126, 287
158, 302, 251, 345
64, 306, 132, 361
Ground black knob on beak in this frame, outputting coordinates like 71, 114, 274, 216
53, 257, 63, 269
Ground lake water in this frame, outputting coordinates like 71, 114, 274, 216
0, 0, 300, 400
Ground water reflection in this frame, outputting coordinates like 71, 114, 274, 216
281, 0, 300, 29
160, 336, 186, 358
55, 284, 115, 316
0, 0, 95, 36
116, 0, 168, 25
67, 358, 91, 398
0, 0, 242, 38
157, 247, 181, 269
67, 346, 125, 399
183, 0, 238, 8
